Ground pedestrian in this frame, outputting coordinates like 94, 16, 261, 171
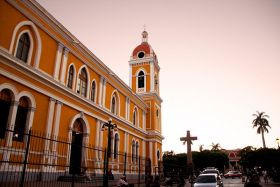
188, 173, 195, 187
108, 169, 114, 180
117, 175, 129, 187
244, 174, 262, 187
262, 170, 268, 184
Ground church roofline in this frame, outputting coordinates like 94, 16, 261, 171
129, 57, 160, 71
138, 92, 163, 103
24, 0, 148, 109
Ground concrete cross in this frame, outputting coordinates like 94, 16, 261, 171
180, 130, 197, 166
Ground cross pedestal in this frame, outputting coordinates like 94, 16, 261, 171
180, 130, 197, 173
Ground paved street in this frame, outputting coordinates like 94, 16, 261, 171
182, 178, 280, 187
223, 178, 280, 187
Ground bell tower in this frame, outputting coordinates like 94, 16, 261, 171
129, 30, 160, 96
129, 30, 163, 171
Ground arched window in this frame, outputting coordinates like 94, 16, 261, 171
78, 68, 87, 97
132, 140, 135, 162
0, 89, 12, 139
138, 71, 145, 88
133, 110, 137, 126
67, 65, 74, 89
111, 96, 116, 114
13, 97, 29, 142
91, 81, 96, 102
114, 133, 119, 159
16, 33, 30, 63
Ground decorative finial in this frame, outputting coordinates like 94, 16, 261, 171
142, 25, 148, 43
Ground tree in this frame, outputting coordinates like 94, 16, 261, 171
211, 143, 221, 151
252, 111, 271, 148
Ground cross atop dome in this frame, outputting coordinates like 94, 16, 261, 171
142, 28, 148, 43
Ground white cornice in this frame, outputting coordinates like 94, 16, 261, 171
0, 49, 149, 138
7, 0, 148, 110
129, 57, 160, 71
139, 92, 163, 103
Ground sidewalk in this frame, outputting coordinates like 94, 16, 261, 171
260, 181, 280, 187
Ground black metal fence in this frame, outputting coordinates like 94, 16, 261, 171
0, 129, 148, 187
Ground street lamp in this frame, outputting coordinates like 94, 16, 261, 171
102, 118, 117, 187
276, 138, 279, 149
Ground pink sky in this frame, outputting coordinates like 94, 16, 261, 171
36, 0, 280, 153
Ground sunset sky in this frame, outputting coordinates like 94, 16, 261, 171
36, 0, 280, 153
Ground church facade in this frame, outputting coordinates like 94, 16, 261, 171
0, 0, 163, 178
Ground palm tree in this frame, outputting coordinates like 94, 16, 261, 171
252, 111, 271, 148
211, 143, 221, 151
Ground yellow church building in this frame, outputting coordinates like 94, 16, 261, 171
0, 0, 163, 184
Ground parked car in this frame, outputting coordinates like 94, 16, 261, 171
202, 168, 221, 177
224, 171, 242, 178
194, 174, 223, 187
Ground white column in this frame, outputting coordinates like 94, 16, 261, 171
149, 142, 153, 164
65, 128, 72, 172
26, 107, 36, 131
129, 65, 132, 88
99, 125, 104, 150
102, 78, 107, 107
124, 132, 129, 173
98, 76, 104, 106
46, 98, 56, 136
95, 120, 101, 159
155, 143, 158, 165
60, 48, 69, 84
53, 43, 63, 80
51, 101, 62, 151
150, 63, 155, 92
143, 112, 146, 130
82, 133, 89, 168
98, 121, 104, 173
126, 97, 130, 120
52, 101, 62, 138
43, 98, 56, 168
124, 132, 127, 153
142, 140, 145, 158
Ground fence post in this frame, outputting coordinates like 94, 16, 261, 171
138, 155, 141, 185
123, 152, 127, 175
20, 129, 32, 187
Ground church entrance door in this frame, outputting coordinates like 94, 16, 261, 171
69, 119, 84, 174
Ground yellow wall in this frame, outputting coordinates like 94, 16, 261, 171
0, 0, 162, 173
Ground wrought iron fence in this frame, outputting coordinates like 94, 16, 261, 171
0, 129, 148, 187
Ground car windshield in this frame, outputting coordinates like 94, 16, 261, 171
196, 175, 217, 183
203, 170, 219, 175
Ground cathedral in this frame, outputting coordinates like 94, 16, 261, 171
0, 0, 163, 182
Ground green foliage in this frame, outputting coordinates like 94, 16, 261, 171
163, 150, 229, 176
239, 147, 280, 170
193, 150, 228, 171
252, 111, 271, 148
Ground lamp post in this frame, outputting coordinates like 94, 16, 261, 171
276, 138, 279, 149
102, 118, 117, 187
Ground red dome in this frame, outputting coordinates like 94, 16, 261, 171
132, 42, 152, 57
131, 30, 155, 59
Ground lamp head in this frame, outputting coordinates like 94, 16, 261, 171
108, 118, 112, 123
101, 124, 105, 131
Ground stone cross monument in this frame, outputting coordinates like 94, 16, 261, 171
180, 130, 197, 171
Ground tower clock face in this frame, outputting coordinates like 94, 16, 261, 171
138, 52, 145, 58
